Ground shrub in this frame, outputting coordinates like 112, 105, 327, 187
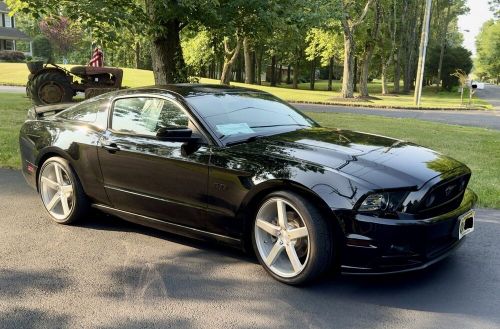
32, 35, 53, 61
0, 51, 26, 62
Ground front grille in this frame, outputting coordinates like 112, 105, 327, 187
416, 173, 470, 218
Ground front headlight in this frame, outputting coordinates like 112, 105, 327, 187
358, 191, 409, 213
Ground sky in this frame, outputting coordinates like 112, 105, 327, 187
457, 0, 495, 55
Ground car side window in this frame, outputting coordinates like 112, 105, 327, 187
111, 97, 190, 137
58, 100, 101, 123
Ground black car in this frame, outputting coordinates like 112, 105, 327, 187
19, 84, 477, 284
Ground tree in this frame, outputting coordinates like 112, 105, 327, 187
489, 0, 500, 18
31, 35, 53, 60
433, 0, 469, 90
181, 29, 214, 76
305, 26, 343, 91
340, 0, 374, 98
38, 16, 82, 62
475, 20, 500, 83
220, 35, 242, 85
358, 0, 381, 97
426, 45, 472, 90
7, 0, 218, 84
376, 0, 398, 95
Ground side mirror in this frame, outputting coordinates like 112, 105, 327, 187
156, 126, 198, 143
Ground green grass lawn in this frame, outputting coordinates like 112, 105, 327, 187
0, 63, 491, 110
307, 112, 500, 209
0, 93, 31, 168
0, 92, 498, 208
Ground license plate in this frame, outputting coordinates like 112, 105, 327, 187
458, 210, 475, 240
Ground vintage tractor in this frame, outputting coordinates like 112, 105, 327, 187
26, 61, 123, 105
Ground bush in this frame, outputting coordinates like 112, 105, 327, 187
0, 51, 26, 62
32, 35, 53, 61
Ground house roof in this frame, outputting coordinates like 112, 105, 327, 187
0, 27, 30, 40
0, 2, 8, 13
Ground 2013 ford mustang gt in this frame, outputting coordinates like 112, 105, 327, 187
19, 84, 477, 285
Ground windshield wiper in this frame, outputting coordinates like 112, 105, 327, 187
249, 124, 308, 129
225, 135, 265, 146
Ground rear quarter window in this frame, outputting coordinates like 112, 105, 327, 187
57, 99, 109, 129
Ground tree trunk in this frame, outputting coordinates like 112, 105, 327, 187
353, 56, 358, 93
293, 59, 299, 89
251, 50, 256, 84
394, 45, 401, 93
340, 0, 374, 98
270, 55, 277, 86
257, 47, 263, 85
404, 0, 421, 93
341, 34, 355, 98
145, 0, 187, 84
134, 41, 141, 69
278, 63, 283, 84
437, 3, 452, 90
309, 59, 316, 90
328, 57, 334, 91
243, 37, 253, 84
359, 1, 381, 97
381, 62, 389, 94
220, 36, 242, 85
287, 64, 291, 84
236, 51, 243, 82
359, 53, 372, 97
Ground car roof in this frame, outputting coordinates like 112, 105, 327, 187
112, 83, 268, 98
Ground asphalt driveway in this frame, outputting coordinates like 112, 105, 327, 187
1, 169, 499, 329
475, 84, 500, 110
294, 104, 500, 130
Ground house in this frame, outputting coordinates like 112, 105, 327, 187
0, 1, 31, 55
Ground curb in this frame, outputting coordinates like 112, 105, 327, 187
288, 100, 488, 111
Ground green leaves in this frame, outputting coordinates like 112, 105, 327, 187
475, 19, 500, 80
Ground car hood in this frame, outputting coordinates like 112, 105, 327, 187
231, 128, 465, 189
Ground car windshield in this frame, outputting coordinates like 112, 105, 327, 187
186, 92, 317, 144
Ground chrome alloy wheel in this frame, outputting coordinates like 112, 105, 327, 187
39, 162, 75, 222
254, 197, 310, 278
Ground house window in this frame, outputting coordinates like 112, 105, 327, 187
3, 14, 12, 28
5, 40, 14, 50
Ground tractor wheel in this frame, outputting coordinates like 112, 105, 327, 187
29, 71, 74, 105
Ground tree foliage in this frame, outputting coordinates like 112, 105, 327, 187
475, 19, 500, 82
7, 0, 476, 94
38, 16, 82, 57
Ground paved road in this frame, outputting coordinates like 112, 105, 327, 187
0, 85, 25, 93
294, 104, 500, 130
476, 83, 500, 110
1, 169, 499, 329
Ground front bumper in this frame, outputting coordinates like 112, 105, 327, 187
339, 188, 477, 275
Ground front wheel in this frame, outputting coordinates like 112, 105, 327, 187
252, 191, 334, 285
38, 157, 89, 224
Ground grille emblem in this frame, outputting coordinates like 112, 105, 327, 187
445, 185, 456, 196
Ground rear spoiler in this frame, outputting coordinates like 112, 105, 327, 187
27, 103, 74, 120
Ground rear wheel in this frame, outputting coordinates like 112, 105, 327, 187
252, 191, 334, 285
38, 157, 88, 224
28, 71, 73, 105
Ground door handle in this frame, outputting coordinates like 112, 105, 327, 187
102, 142, 120, 153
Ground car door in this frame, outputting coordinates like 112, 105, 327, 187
97, 94, 211, 230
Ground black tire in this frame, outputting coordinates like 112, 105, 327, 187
29, 70, 74, 105
251, 191, 335, 285
38, 157, 89, 225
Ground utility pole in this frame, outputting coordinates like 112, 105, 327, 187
414, 0, 433, 107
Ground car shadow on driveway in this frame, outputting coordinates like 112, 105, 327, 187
76, 211, 500, 327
